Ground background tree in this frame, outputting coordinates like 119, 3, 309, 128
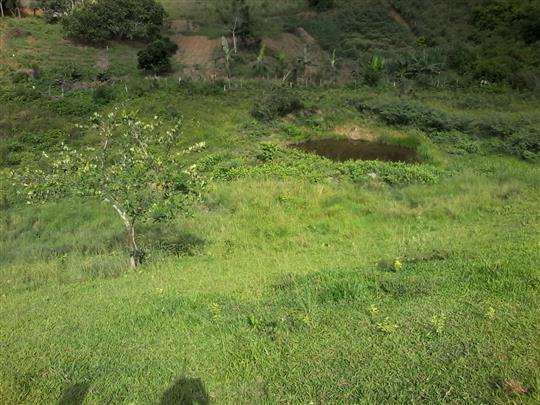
11, 110, 206, 268
37, 0, 79, 23
0, 0, 22, 17
137, 37, 178, 74
217, 0, 257, 50
308, 0, 334, 12
221, 36, 233, 78
62, 0, 166, 44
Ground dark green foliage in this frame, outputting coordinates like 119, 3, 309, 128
137, 38, 178, 74
446, 46, 478, 75
209, 144, 442, 185
217, 0, 257, 48
354, 97, 540, 159
251, 88, 304, 121
62, 0, 166, 44
355, 99, 469, 132
57, 63, 83, 81
288, 4, 413, 59
92, 85, 115, 105
177, 78, 227, 96
96, 71, 112, 82
505, 129, 540, 161
308, 0, 334, 12
471, 0, 540, 43
37, 0, 78, 23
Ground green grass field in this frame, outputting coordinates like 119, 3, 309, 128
1, 13, 540, 405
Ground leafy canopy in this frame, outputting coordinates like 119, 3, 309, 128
12, 109, 206, 235
62, 0, 166, 44
137, 38, 179, 74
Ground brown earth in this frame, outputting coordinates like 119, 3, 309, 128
173, 35, 221, 78
333, 125, 378, 141
263, 32, 308, 60
95, 51, 110, 70
381, 0, 412, 31
5, 27, 31, 39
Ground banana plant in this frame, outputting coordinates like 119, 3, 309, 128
221, 36, 233, 78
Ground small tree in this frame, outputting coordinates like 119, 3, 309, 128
221, 36, 233, 78
63, 0, 166, 44
364, 54, 385, 86
218, 0, 257, 50
0, 0, 22, 17
12, 110, 206, 268
137, 38, 178, 74
253, 44, 267, 77
37, 0, 80, 23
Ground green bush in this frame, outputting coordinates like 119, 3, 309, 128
137, 38, 178, 74
251, 88, 304, 121
177, 79, 226, 96
308, 0, 335, 12
93, 85, 115, 105
63, 0, 166, 44
355, 99, 469, 132
505, 128, 540, 160
211, 145, 442, 185
37, 0, 77, 23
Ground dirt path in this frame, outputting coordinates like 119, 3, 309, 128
95, 51, 110, 70
381, 0, 412, 31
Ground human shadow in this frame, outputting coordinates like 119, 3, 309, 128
159, 377, 210, 405
58, 382, 90, 405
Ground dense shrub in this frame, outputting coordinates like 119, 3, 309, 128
63, 0, 166, 44
505, 129, 540, 160
137, 38, 178, 74
177, 79, 226, 96
308, 0, 335, 12
37, 0, 79, 23
251, 88, 304, 121
209, 145, 442, 185
217, 0, 258, 48
355, 99, 469, 133
93, 85, 115, 105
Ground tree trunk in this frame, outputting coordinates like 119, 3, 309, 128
111, 203, 142, 269
127, 222, 140, 269
232, 17, 238, 54
0, 2, 4, 18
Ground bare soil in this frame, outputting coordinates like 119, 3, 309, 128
173, 35, 221, 78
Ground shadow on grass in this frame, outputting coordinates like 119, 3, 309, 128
58, 382, 90, 405
160, 377, 210, 405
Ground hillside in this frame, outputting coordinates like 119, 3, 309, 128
1, 1, 540, 404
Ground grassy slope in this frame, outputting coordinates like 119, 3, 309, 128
1, 15, 540, 405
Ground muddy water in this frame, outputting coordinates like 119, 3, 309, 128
291, 138, 417, 163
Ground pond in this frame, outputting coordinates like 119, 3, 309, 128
291, 138, 417, 163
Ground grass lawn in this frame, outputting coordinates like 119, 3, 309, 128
1, 16, 540, 405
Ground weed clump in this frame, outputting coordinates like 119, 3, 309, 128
354, 98, 469, 133
251, 88, 304, 121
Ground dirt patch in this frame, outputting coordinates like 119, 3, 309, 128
333, 125, 378, 142
173, 35, 221, 78
291, 138, 417, 163
95, 51, 110, 70
5, 28, 31, 39
263, 32, 308, 60
381, 0, 412, 31
262, 28, 330, 82
296, 27, 316, 45
499, 378, 531, 395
